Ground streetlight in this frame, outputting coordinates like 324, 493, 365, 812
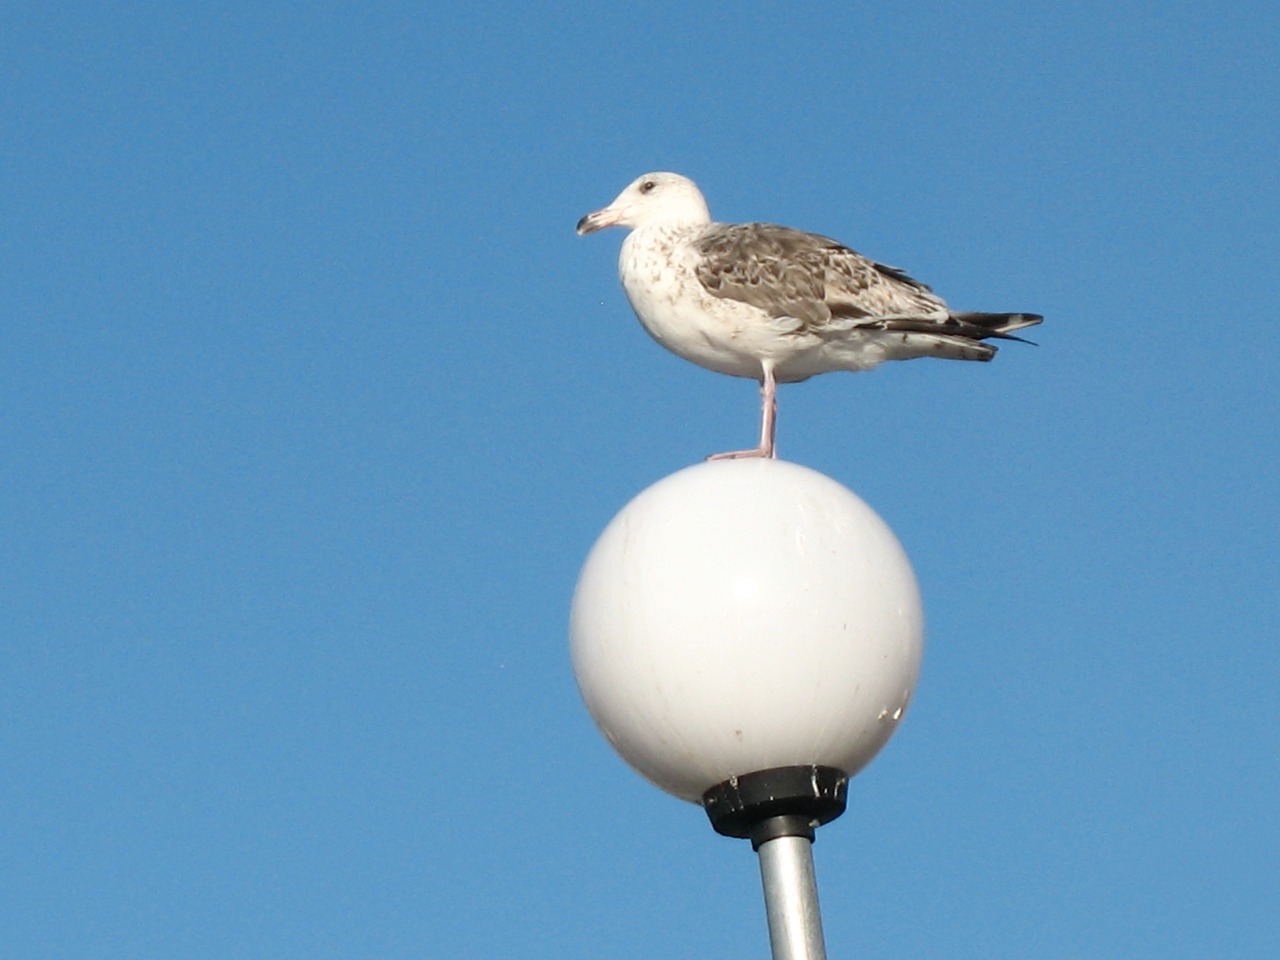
571, 459, 924, 960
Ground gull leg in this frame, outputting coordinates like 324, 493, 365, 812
707, 363, 778, 461
758, 364, 777, 457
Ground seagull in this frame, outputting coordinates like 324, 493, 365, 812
577, 172, 1042, 459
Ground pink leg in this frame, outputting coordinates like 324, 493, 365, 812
707, 363, 778, 461
758, 366, 777, 457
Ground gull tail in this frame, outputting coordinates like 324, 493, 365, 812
870, 311, 1044, 363
949, 311, 1044, 344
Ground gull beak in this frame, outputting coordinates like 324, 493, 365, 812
576, 204, 625, 235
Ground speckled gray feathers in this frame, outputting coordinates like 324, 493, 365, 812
692, 221, 1040, 353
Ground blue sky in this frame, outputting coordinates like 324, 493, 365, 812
2, 2, 1276, 958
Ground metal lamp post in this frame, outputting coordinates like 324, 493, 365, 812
570, 459, 924, 960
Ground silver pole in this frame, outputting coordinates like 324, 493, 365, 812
755, 831, 828, 960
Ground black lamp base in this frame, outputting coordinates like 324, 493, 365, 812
702, 765, 849, 846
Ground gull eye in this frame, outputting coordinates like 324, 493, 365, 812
639, 179, 656, 194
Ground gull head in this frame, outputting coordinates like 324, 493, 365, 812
576, 172, 712, 235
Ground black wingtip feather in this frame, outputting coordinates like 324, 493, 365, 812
949, 311, 1044, 344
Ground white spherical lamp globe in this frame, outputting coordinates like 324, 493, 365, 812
570, 459, 924, 804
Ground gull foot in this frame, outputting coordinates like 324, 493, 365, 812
706, 447, 774, 461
